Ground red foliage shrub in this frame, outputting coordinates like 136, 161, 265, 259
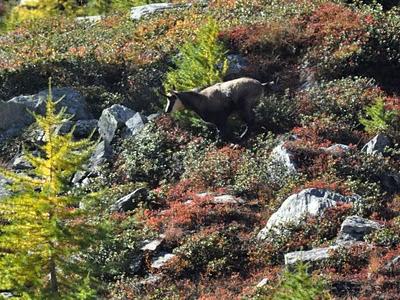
303, 2, 370, 69
221, 20, 305, 56
145, 183, 256, 235
154, 115, 192, 145
385, 96, 400, 112
185, 145, 244, 189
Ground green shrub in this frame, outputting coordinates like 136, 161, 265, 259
297, 77, 381, 128
163, 17, 228, 91
269, 263, 330, 300
366, 228, 400, 247
255, 90, 299, 133
233, 133, 288, 196
360, 97, 398, 134
170, 226, 248, 278
183, 144, 242, 190
121, 116, 205, 187
86, 212, 153, 281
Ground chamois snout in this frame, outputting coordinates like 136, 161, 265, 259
164, 91, 185, 113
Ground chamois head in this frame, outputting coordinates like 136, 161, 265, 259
164, 91, 185, 113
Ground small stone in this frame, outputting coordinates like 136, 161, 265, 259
269, 143, 296, 174
141, 238, 164, 252
256, 278, 269, 288
213, 195, 245, 204
139, 274, 162, 286
75, 15, 102, 23
322, 144, 350, 156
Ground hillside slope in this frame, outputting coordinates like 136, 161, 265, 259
0, 0, 400, 299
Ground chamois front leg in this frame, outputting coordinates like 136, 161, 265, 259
214, 117, 232, 142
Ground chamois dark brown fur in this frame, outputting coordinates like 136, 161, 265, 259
164, 77, 271, 139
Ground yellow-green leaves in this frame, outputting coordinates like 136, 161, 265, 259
164, 17, 228, 92
0, 81, 95, 298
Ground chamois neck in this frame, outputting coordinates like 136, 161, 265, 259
177, 91, 208, 117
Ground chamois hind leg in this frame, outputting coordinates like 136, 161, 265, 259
239, 102, 256, 140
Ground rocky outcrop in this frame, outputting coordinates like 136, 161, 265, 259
336, 215, 382, 244
257, 188, 359, 239
362, 134, 391, 155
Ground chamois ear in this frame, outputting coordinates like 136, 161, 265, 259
159, 90, 175, 99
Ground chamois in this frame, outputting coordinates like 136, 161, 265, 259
164, 77, 271, 139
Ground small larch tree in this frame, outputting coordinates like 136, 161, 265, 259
0, 83, 96, 298
360, 97, 397, 134
164, 17, 228, 92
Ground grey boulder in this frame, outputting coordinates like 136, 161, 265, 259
284, 246, 336, 265
58, 119, 98, 138
130, 3, 190, 20
0, 88, 92, 138
257, 188, 359, 239
98, 104, 136, 144
269, 143, 296, 175
9, 88, 92, 120
123, 112, 148, 137
362, 134, 391, 155
110, 187, 148, 212
336, 215, 382, 244
151, 252, 176, 269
